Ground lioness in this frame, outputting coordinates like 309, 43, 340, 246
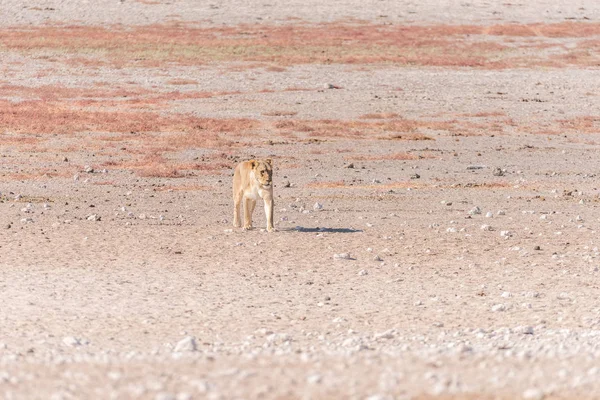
233, 158, 275, 232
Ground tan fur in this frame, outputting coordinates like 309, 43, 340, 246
232, 159, 274, 232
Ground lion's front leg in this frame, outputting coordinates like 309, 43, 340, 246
244, 197, 256, 230
264, 194, 275, 232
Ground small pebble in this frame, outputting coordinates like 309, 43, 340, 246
491, 304, 506, 312
174, 336, 197, 352
333, 253, 352, 260
469, 206, 481, 215
62, 336, 81, 346
358, 269, 368, 276
522, 388, 544, 400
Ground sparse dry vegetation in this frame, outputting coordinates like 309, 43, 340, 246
1, 22, 599, 68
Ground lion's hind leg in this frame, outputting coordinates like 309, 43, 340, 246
233, 190, 243, 228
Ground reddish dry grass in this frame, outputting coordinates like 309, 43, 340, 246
272, 118, 449, 138
1, 22, 599, 68
359, 113, 400, 119
349, 152, 421, 161
166, 79, 198, 85
0, 100, 259, 138
262, 111, 298, 117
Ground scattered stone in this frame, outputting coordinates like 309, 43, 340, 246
344, 163, 354, 169
174, 336, 197, 352
63, 157, 69, 162
410, 173, 420, 179
485, 211, 493, 218
522, 388, 545, 400
491, 304, 506, 312
480, 224, 493, 231
374, 329, 396, 340
138, 214, 147, 220
446, 227, 457, 233
324, 83, 342, 89
467, 165, 484, 170
84, 166, 94, 173
333, 253, 352, 260
515, 326, 534, 335
500, 230, 513, 238
493, 167, 505, 176
73, 174, 80, 181
282, 180, 291, 188
469, 206, 482, 215
501, 291, 512, 298
534, 245, 541, 251
307, 374, 322, 384
373, 255, 383, 262
155, 393, 176, 400
313, 202, 323, 211
20, 218, 33, 224
87, 214, 101, 221
497, 210, 506, 215
358, 269, 368, 276
62, 336, 81, 346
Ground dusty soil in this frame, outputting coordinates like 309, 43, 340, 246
2, 1, 600, 399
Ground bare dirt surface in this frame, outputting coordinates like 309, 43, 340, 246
2, 1, 600, 399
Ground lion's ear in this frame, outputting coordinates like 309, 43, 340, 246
249, 159, 257, 168
265, 158, 273, 167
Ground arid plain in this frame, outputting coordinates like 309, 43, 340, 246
2, 1, 600, 399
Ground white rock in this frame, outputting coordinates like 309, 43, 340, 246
522, 388, 544, 400
469, 206, 482, 215
307, 374, 322, 384
491, 304, 506, 312
358, 269, 368, 276
87, 214, 101, 221
333, 253, 352, 260
516, 326, 534, 335
447, 227, 457, 233
374, 329, 396, 340
500, 230, 512, 237
485, 212, 493, 218
480, 224, 493, 231
501, 291, 512, 298
62, 336, 81, 346
373, 255, 383, 261
313, 202, 323, 211
497, 210, 505, 215
174, 336, 197, 352
20, 218, 33, 223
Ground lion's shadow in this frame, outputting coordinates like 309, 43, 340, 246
279, 226, 363, 233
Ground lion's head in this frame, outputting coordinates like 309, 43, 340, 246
251, 159, 273, 189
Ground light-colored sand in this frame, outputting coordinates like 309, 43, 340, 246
2, 2, 600, 399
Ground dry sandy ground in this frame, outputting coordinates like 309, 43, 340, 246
2, 1, 600, 400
